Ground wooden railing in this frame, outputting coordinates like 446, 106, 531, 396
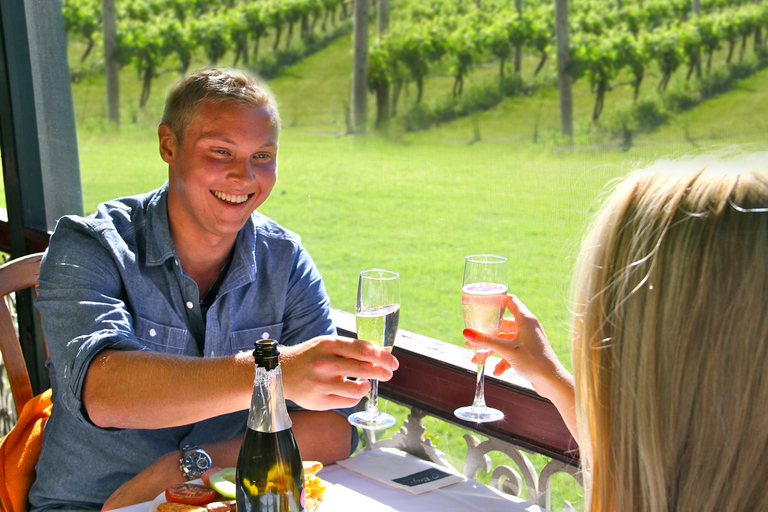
331, 308, 583, 510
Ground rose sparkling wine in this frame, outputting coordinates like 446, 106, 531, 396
454, 254, 507, 424
462, 282, 508, 354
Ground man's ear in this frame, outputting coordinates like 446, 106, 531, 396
158, 123, 178, 164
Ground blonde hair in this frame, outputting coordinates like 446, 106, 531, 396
161, 67, 280, 146
571, 155, 768, 512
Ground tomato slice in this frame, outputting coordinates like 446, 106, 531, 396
165, 483, 217, 506
202, 467, 223, 487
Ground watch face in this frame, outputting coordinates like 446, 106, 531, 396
184, 450, 212, 477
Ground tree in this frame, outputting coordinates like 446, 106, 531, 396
554, 0, 572, 138
102, 0, 119, 125
351, 0, 369, 133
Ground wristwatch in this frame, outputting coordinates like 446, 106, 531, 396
179, 445, 212, 480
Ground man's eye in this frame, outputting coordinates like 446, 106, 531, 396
214, 149, 229, 155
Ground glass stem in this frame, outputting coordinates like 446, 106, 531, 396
366, 379, 380, 416
472, 362, 488, 409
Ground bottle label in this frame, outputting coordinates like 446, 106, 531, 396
247, 365, 293, 433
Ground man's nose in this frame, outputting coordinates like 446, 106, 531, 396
228, 160, 255, 183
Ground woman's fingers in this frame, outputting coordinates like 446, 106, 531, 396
463, 328, 520, 353
492, 359, 512, 377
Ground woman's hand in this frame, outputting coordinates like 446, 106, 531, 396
464, 295, 573, 405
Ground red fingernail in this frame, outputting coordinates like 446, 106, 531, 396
462, 329, 477, 342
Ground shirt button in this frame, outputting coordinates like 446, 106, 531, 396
186, 301, 194, 309
149, 329, 157, 337
261, 332, 270, 339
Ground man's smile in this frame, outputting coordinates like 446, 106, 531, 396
212, 190, 251, 204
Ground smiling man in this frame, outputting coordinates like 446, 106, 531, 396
28, 68, 398, 512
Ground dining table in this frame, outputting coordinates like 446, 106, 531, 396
113, 448, 547, 512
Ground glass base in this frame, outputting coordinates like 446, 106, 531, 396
454, 405, 504, 423
348, 411, 396, 430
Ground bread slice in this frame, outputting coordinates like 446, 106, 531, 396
157, 503, 207, 512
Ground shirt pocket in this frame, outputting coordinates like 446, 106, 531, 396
134, 316, 195, 355
229, 323, 284, 353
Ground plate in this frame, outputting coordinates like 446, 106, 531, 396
149, 479, 204, 512
149, 479, 334, 512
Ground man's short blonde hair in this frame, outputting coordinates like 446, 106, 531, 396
161, 67, 281, 146
571, 154, 768, 511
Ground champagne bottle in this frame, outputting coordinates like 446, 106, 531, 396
236, 339, 305, 512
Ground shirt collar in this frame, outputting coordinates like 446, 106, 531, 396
143, 182, 258, 287
144, 183, 176, 267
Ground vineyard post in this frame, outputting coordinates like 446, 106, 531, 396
691, 0, 702, 78
102, 0, 119, 126
514, 0, 522, 74
554, 0, 572, 139
351, 0, 369, 134
377, 0, 389, 36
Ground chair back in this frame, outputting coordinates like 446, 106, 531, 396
0, 253, 43, 417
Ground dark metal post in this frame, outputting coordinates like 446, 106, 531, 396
0, 0, 83, 394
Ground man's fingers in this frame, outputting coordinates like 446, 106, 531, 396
335, 337, 400, 372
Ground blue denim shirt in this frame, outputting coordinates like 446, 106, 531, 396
28, 184, 351, 511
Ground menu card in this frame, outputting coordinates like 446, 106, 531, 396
336, 448, 466, 495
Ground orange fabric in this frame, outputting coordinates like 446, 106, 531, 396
0, 389, 52, 512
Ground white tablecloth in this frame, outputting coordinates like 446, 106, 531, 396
115, 464, 545, 512
319, 463, 544, 512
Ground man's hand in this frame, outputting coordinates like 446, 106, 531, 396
279, 335, 399, 411
102, 437, 243, 511
101, 451, 185, 511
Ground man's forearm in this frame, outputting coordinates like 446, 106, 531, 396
290, 410, 355, 465
83, 349, 255, 429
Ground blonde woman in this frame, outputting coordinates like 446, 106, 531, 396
465, 156, 768, 511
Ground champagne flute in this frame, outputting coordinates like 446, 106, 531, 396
454, 254, 507, 423
348, 269, 400, 430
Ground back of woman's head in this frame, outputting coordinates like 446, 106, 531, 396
571, 155, 768, 512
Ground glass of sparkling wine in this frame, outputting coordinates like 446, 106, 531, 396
348, 269, 400, 430
454, 254, 507, 423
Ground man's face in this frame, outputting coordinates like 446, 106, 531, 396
160, 100, 279, 245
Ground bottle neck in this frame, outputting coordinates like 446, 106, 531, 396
246, 364, 293, 433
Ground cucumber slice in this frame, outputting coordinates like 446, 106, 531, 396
209, 467, 237, 499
